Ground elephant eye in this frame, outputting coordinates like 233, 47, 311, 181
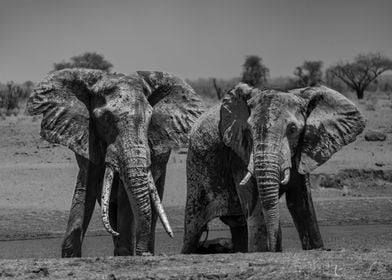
287, 122, 298, 135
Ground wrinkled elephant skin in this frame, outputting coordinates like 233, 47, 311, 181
27, 69, 204, 257
182, 83, 365, 253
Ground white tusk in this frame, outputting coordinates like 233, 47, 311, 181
101, 166, 119, 236
148, 171, 174, 238
240, 152, 254, 186
240, 171, 253, 186
280, 168, 290, 185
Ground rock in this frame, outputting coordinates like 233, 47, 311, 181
375, 162, 385, 167
364, 130, 387, 141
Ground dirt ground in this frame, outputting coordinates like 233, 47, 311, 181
0, 92, 391, 278
1, 250, 392, 279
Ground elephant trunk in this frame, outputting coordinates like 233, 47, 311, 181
121, 164, 152, 255
254, 153, 281, 252
101, 144, 173, 254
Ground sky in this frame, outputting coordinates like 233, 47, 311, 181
1, 0, 391, 83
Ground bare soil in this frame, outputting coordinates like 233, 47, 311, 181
0, 93, 391, 278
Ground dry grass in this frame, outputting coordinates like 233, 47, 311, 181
0, 250, 391, 279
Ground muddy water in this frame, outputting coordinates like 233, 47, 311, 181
0, 224, 391, 259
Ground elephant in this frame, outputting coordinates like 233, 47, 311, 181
27, 69, 204, 257
181, 83, 365, 253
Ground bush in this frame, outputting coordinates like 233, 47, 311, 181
0, 81, 34, 118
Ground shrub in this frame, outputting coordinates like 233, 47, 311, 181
0, 81, 34, 118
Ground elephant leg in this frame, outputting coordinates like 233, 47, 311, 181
231, 226, 248, 252
182, 148, 227, 254
220, 215, 247, 252
277, 221, 282, 252
113, 180, 135, 256
108, 176, 118, 254
61, 155, 100, 258
110, 201, 119, 255
247, 199, 268, 252
181, 218, 208, 254
246, 199, 282, 252
181, 188, 210, 254
285, 171, 324, 250
146, 151, 171, 254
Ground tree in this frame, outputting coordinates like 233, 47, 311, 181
212, 78, 223, 100
1, 82, 22, 111
241, 55, 269, 88
294, 60, 323, 87
325, 69, 348, 93
53, 52, 113, 72
327, 52, 392, 99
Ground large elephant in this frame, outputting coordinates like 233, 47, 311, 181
27, 69, 204, 257
182, 83, 365, 253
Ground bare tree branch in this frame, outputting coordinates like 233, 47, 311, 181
212, 78, 223, 100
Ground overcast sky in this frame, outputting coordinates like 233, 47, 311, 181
1, 0, 391, 83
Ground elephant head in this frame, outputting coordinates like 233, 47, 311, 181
27, 69, 204, 255
219, 83, 365, 251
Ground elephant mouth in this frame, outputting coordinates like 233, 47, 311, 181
240, 168, 290, 186
100, 164, 174, 238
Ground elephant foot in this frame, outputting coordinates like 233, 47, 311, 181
300, 235, 324, 251
61, 249, 80, 258
220, 215, 248, 253
114, 246, 134, 256
195, 238, 233, 254
61, 228, 82, 258
315, 247, 331, 251
230, 225, 248, 253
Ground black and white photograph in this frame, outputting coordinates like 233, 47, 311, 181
0, 0, 391, 278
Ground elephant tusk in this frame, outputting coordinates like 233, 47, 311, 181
101, 166, 119, 236
148, 171, 174, 238
280, 168, 290, 185
240, 152, 254, 186
240, 171, 253, 186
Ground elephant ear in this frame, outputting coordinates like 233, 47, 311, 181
294, 86, 366, 174
26, 69, 104, 164
137, 71, 205, 155
219, 83, 257, 163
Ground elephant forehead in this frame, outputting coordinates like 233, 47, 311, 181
91, 73, 143, 96
257, 92, 304, 116
94, 82, 148, 110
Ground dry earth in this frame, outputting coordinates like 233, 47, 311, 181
1, 250, 392, 279
0, 92, 391, 278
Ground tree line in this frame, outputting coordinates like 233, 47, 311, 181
237, 53, 392, 100
2, 51, 392, 116
48, 51, 392, 100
